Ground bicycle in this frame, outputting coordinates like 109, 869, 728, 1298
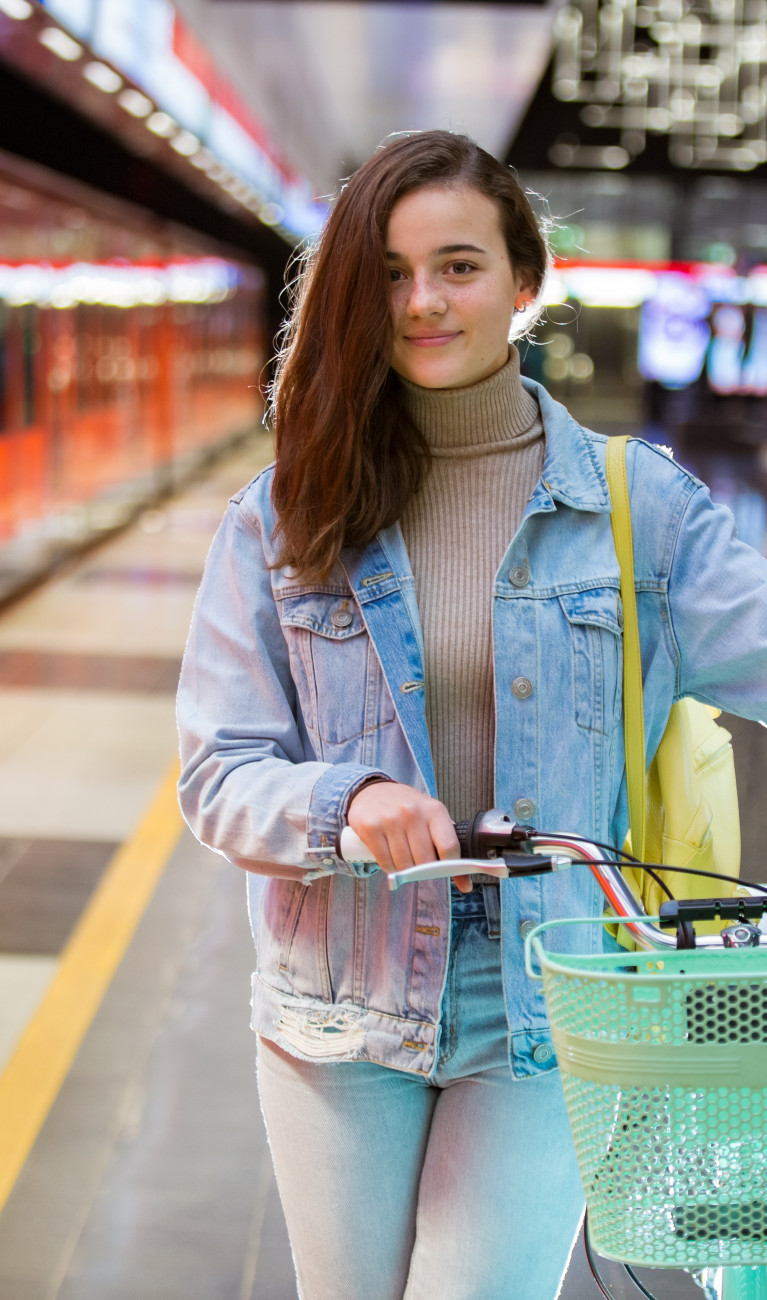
339, 810, 767, 1300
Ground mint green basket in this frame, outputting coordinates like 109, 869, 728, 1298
526, 919, 767, 1269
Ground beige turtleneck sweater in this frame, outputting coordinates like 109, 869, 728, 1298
399, 347, 545, 822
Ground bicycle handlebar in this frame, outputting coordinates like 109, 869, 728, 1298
337, 811, 754, 952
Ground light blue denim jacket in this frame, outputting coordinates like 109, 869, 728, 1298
177, 379, 767, 1079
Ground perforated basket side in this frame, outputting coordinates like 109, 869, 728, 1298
540, 957, 767, 1268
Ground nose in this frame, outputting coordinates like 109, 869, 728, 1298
405, 271, 446, 318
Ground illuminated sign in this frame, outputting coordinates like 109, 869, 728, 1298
541, 261, 767, 393
635, 270, 767, 393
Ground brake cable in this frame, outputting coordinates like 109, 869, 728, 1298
541, 832, 767, 898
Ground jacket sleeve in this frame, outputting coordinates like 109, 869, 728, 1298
667, 478, 767, 721
176, 498, 389, 882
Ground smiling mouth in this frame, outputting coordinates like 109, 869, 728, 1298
404, 332, 460, 346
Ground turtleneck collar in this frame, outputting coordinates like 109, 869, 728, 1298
397, 345, 540, 456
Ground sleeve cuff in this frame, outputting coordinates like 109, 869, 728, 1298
306, 764, 392, 878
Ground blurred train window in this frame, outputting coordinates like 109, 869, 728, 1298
0, 156, 265, 568
21, 306, 39, 427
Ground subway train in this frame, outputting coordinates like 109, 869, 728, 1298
0, 153, 266, 560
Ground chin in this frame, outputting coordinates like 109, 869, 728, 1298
394, 360, 468, 390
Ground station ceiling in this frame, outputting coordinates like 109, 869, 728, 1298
171, 0, 559, 195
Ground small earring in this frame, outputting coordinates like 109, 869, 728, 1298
514, 296, 531, 313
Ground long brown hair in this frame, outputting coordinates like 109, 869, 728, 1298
270, 130, 549, 581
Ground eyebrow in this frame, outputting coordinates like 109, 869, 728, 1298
385, 243, 487, 260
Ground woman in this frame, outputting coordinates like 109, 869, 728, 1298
177, 130, 767, 1299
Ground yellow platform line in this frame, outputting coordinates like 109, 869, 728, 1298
0, 759, 184, 1214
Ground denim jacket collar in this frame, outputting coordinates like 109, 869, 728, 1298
522, 378, 611, 516
340, 378, 612, 597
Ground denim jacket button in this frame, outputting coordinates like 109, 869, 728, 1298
533, 1043, 553, 1065
331, 607, 353, 628
511, 676, 533, 699
514, 798, 536, 820
508, 563, 529, 588
519, 919, 537, 941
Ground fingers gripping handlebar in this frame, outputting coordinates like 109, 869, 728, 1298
337, 810, 574, 891
336, 809, 750, 951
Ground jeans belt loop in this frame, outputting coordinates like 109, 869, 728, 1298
481, 883, 502, 940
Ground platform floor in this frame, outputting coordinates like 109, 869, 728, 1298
0, 430, 763, 1299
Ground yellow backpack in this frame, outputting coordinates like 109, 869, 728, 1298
606, 436, 741, 942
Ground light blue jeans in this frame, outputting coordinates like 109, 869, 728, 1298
257, 888, 585, 1300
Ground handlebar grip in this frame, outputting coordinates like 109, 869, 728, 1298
454, 816, 474, 857
337, 826, 376, 863
341, 821, 472, 863
339, 811, 522, 863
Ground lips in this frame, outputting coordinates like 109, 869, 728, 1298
404, 331, 460, 346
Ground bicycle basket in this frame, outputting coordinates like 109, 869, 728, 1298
528, 922, 767, 1269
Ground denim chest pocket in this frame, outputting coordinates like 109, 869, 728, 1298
277, 591, 396, 748
558, 588, 622, 734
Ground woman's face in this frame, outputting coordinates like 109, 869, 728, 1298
386, 183, 533, 390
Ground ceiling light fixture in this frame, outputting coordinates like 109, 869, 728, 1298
0, 0, 33, 18
189, 148, 215, 171
552, 0, 767, 171
206, 163, 229, 183
171, 131, 200, 157
118, 88, 153, 118
83, 62, 122, 93
39, 26, 83, 61
146, 111, 176, 138
260, 203, 284, 227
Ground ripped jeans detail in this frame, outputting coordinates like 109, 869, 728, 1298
277, 1001, 365, 1060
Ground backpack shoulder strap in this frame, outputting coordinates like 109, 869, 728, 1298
605, 435, 646, 861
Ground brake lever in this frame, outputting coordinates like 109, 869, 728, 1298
384, 852, 573, 891
385, 859, 508, 891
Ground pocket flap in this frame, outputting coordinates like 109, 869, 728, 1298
277, 592, 364, 640
558, 588, 622, 636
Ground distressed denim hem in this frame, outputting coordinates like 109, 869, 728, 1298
251, 973, 439, 1077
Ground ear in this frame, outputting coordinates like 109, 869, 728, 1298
514, 271, 537, 314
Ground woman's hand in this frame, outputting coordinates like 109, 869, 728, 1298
346, 780, 472, 893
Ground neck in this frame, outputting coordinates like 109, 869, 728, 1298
397, 347, 540, 454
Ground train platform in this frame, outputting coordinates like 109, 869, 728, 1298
0, 433, 299, 1300
0, 434, 764, 1300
